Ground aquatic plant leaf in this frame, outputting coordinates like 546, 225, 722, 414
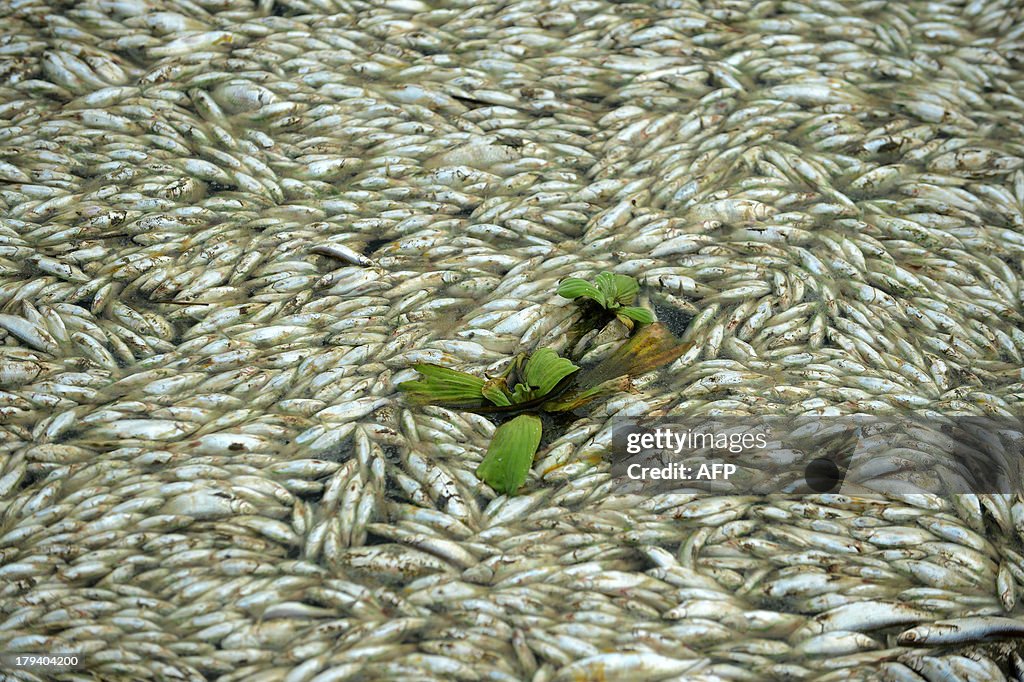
398, 364, 486, 405
482, 380, 512, 407
618, 306, 655, 325
465, 372, 580, 415
613, 275, 641, 306
407, 363, 484, 386
594, 272, 622, 307
540, 323, 684, 411
510, 382, 532, 404
524, 348, 579, 397
595, 272, 640, 306
581, 322, 688, 386
557, 278, 605, 306
499, 354, 525, 381
476, 414, 542, 495
542, 377, 632, 412
542, 324, 685, 412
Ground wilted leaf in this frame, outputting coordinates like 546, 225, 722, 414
618, 306, 655, 325
542, 376, 631, 412
476, 414, 542, 495
524, 348, 579, 397
557, 278, 605, 306
543, 323, 687, 412
581, 322, 688, 386
482, 379, 512, 407
398, 364, 486, 405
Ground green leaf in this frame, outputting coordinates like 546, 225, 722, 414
407, 363, 483, 385
607, 273, 641, 306
614, 275, 640, 305
618, 306, 655, 325
557, 278, 605, 306
397, 364, 486, 405
510, 382, 532, 404
482, 380, 512, 407
593, 272, 620, 307
523, 348, 579, 398
594, 272, 638, 307
476, 414, 542, 495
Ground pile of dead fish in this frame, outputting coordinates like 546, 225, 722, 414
1, 0, 1024, 678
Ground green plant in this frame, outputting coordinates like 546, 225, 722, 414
399, 348, 577, 494
557, 272, 654, 328
398, 348, 579, 409
398, 349, 579, 494
475, 414, 542, 495
400, 274, 681, 496
480, 349, 579, 407
395, 363, 488, 408
398, 322, 688, 496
